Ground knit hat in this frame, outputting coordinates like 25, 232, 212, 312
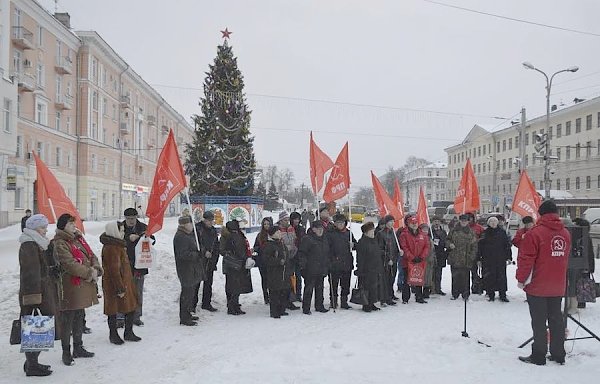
278, 211, 290, 221
178, 215, 192, 225
332, 213, 347, 223
57, 213, 75, 230
538, 200, 558, 216
459, 214, 470, 221
522, 216, 534, 224
123, 207, 138, 217
290, 212, 301, 221
25, 214, 49, 230
268, 225, 280, 237
311, 220, 323, 229
318, 203, 329, 213
495, 214, 505, 222
203, 210, 215, 220
383, 215, 395, 224
361, 221, 375, 233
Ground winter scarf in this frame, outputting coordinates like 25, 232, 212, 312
19, 228, 50, 250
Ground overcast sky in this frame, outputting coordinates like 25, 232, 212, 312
40, 0, 600, 187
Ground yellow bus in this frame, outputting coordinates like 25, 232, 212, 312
343, 205, 368, 223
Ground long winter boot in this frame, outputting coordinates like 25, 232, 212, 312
124, 312, 142, 342
340, 296, 351, 309
24, 352, 52, 376
108, 315, 124, 345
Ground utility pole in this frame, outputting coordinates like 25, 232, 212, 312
519, 107, 526, 173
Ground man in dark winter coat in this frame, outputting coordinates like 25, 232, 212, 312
478, 217, 512, 302
21, 209, 32, 232
173, 216, 205, 326
290, 211, 306, 302
262, 226, 292, 318
194, 210, 220, 312
278, 211, 300, 311
446, 214, 478, 300
467, 212, 484, 294
356, 222, 385, 312
329, 213, 357, 309
376, 215, 401, 305
122, 207, 155, 326
517, 200, 570, 366
220, 220, 254, 315
431, 217, 448, 295
298, 221, 331, 315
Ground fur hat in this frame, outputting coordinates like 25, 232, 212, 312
203, 210, 215, 220
458, 214, 470, 221
57, 213, 75, 230
383, 215, 395, 224
278, 211, 290, 221
318, 203, 329, 213
268, 225, 280, 237
522, 216, 534, 224
332, 213, 347, 223
361, 221, 375, 233
25, 214, 49, 230
178, 215, 192, 225
538, 200, 558, 216
311, 220, 323, 229
290, 212, 301, 221
123, 207, 138, 217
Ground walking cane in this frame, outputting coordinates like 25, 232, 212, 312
462, 267, 469, 338
329, 273, 336, 313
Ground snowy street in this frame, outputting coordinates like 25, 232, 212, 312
1, 217, 599, 383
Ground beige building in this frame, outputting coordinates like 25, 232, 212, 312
2, 0, 193, 225
445, 96, 600, 214
403, 162, 448, 211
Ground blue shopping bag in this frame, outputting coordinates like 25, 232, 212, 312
20, 309, 55, 352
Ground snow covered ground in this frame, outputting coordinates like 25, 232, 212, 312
0, 215, 599, 383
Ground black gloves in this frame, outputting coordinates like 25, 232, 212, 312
412, 257, 423, 263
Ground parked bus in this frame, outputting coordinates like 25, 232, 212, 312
343, 205, 368, 223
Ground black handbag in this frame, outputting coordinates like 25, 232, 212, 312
349, 280, 369, 306
222, 252, 244, 271
9, 318, 21, 345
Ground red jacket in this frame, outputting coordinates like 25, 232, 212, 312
515, 213, 570, 297
399, 228, 430, 268
511, 227, 530, 249
469, 223, 484, 239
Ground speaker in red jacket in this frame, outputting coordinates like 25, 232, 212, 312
565, 224, 589, 271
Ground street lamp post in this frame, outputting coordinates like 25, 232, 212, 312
522, 62, 578, 199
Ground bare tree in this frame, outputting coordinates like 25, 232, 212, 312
353, 186, 375, 208
277, 168, 295, 195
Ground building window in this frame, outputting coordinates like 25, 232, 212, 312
548, 127, 553, 139
496, 160, 500, 170
502, 140, 506, 151
55, 111, 61, 130
67, 150, 72, 169
16, 136, 22, 158
557, 124, 562, 138
66, 116, 71, 133
576, 143, 581, 159
576, 118, 581, 133
483, 163, 486, 173
587, 141, 592, 158
427, 171, 432, 177
524, 154, 528, 167
598, 175, 600, 188
533, 154, 536, 165
557, 147, 561, 161
497, 142, 500, 153
55, 147, 62, 167
91, 154, 97, 172
586, 175, 591, 189
508, 158, 512, 169
502, 159, 506, 170
586, 114, 592, 130
566, 121, 571, 135
515, 136, 519, 148
15, 188, 23, 209
576, 177, 580, 190
477, 164, 481, 173
91, 56, 98, 83
92, 91, 98, 111
538, 180, 543, 190
3, 99, 11, 132
36, 63, 45, 88
37, 25, 43, 47
508, 138, 513, 150
566, 146, 571, 160
597, 112, 600, 128
556, 179, 561, 190
34, 99, 48, 126
525, 133, 529, 146
483, 145, 486, 155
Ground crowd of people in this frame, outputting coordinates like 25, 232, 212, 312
15, 200, 596, 375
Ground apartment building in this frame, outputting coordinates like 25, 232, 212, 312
2, 0, 193, 225
0, 0, 18, 226
403, 162, 448, 211
445, 96, 600, 214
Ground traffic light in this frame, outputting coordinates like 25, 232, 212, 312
534, 133, 547, 153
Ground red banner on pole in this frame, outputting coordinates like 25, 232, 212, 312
309, 132, 334, 195
512, 170, 542, 221
371, 171, 403, 225
323, 142, 350, 202
393, 179, 405, 228
33, 152, 85, 232
146, 129, 187, 236
416, 186, 429, 226
454, 158, 480, 214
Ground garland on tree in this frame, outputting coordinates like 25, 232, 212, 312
185, 35, 256, 196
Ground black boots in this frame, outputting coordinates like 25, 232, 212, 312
340, 296, 351, 309
72, 344, 95, 358
62, 350, 74, 366
124, 313, 142, 342
108, 316, 125, 344
24, 352, 52, 376
330, 295, 338, 309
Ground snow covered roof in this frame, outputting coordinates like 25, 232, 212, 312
535, 190, 573, 199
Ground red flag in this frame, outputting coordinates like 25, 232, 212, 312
512, 170, 542, 221
33, 152, 85, 233
454, 158, 480, 214
393, 179, 405, 228
416, 186, 429, 226
309, 132, 334, 194
323, 142, 350, 202
371, 171, 403, 224
146, 129, 187, 236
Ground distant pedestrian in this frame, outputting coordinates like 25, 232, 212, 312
20, 209, 32, 232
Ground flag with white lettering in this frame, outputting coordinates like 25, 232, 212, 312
512, 170, 541, 221
146, 129, 187, 236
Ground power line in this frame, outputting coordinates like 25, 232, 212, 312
150, 83, 509, 120
421, 0, 600, 38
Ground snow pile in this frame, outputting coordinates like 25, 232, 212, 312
0, 217, 599, 383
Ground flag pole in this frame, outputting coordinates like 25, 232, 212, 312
315, 174, 320, 220
348, 186, 352, 246
47, 197, 57, 223
423, 186, 433, 240
185, 187, 201, 251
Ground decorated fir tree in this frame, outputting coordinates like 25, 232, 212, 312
185, 29, 256, 196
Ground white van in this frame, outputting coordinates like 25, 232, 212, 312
443, 204, 457, 223
583, 208, 600, 223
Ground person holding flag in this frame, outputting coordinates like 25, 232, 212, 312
376, 215, 400, 306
